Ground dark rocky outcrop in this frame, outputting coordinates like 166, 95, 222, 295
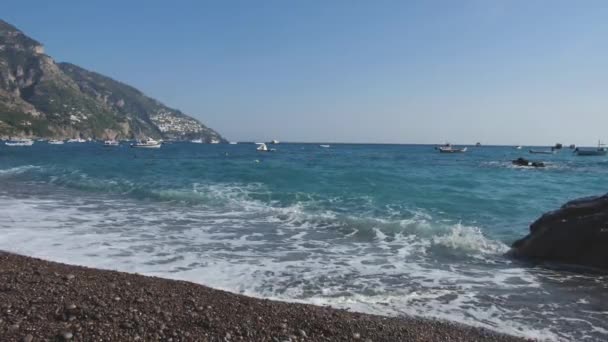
510, 194, 608, 270
512, 158, 545, 168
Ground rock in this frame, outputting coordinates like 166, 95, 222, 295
23, 334, 34, 342
353, 332, 361, 339
9, 323, 20, 330
65, 303, 77, 311
64, 274, 75, 281
299, 329, 307, 337
510, 193, 608, 269
61, 331, 73, 340
511, 157, 544, 168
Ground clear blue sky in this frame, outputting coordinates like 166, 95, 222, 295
4, 0, 608, 145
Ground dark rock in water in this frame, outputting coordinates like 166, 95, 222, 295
512, 158, 545, 168
510, 193, 608, 269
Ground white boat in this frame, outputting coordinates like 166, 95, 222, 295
5, 139, 34, 146
103, 140, 120, 147
529, 149, 555, 155
319, 144, 330, 148
191, 138, 203, 144
574, 141, 607, 156
48, 139, 64, 145
229, 141, 238, 145
131, 138, 161, 149
67, 138, 86, 143
256, 143, 275, 152
438, 146, 467, 153
211, 139, 220, 144
271, 140, 279, 144
515, 145, 523, 150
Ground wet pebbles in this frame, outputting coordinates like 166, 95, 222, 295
0, 252, 527, 341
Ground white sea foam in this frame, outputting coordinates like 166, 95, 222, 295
0, 183, 606, 341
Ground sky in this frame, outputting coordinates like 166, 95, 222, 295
4, 0, 608, 145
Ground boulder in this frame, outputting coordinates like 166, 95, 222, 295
512, 158, 545, 168
510, 193, 608, 270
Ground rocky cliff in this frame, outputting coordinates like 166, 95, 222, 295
510, 193, 608, 270
0, 19, 223, 141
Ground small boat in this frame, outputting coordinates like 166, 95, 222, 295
574, 141, 607, 156
529, 149, 555, 155
256, 143, 275, 152
103, 140, 120, 147
514, 145, 523, 150
210, 139, 220, 144
131, 138, 161, 149
190, 138, 203, 144
319, 144, 330, 148
475, 142, 481, 147
48, 139, 64, 145
438, 146, 467, 153
67, 138, 87, 143
5, 139, 34, 146
229, 142, 238, 145
271, 140, 279, 144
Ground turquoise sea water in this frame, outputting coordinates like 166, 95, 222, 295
1, 142, 608, 340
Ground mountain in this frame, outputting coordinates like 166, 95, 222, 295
0, 19, 223, 141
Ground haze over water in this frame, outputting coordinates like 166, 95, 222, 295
1, 142, 608, 341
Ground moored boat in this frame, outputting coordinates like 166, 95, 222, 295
5, 139, 34, 146
131, 138, 161, 148
574, 141, 607, 156
438, 146, 467, 153
256, 143, 275, 152
48, 139, 64, 145
529, 149, 555, 154
103, 140, 120, 147
190, 138, 203, 144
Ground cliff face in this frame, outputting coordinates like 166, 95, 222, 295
0, 19, 223, 141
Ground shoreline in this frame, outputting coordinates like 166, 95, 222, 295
0, 251, 528, 341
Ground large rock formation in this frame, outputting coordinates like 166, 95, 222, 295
0, 19, 223, 141
510, 194, 608, 269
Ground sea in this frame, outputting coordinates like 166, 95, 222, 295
1, 142, 607, 341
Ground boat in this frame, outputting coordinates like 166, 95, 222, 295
271, 140, 279, 144
475, 142, 481, 147
131, 138, 161, 149
256, 143, 275, 152
190, 138, 203, 144
5, 139, 33, 146
48, 139, 64, 145
103, 140, 120, 147
514, 145, 523, 150
67, 138, 86, 143
438, 146, 467, 153
210, 139, 220, 144
319, 144, 330, 148
574, 141, 607, 156
529, 149, 555, 155
229, 142, 238, 145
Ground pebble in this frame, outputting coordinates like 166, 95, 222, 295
62, 331, 73, 340
64, 274, 75, 280
299, 329, 307, 337
9, 323, 20, 330
114, 296, 121, 301
23, 334, 34, 342
65, 303, 77, 310
353, 332, 361, 339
